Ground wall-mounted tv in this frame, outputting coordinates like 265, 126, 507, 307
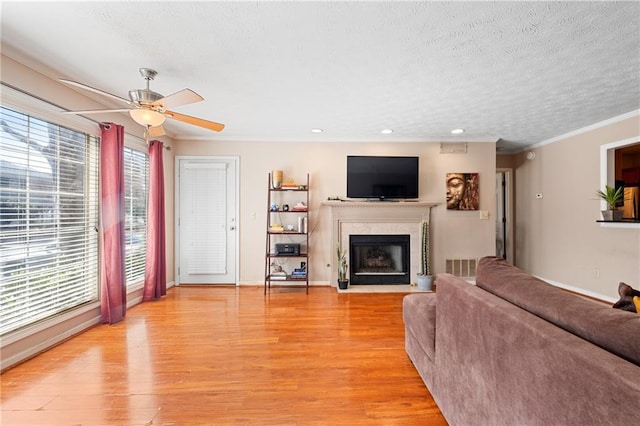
347, 155, 419, 200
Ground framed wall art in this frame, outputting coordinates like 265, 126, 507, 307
446, 173, 479, 210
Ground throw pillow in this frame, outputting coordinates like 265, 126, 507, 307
612, 282, 640, 313
634, 297, 640, 315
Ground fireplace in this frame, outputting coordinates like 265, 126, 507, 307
323, 200, 437, 288
349, 234, 410, 284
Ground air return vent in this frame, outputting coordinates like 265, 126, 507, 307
445, 258, 477, 277
440, 142, 468, 154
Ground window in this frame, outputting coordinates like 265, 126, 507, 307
600, 137, 640, 227
0, 107, 99, 335
124, 146, 148, 288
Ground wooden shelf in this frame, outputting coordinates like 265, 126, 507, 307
265, 173, 310, 294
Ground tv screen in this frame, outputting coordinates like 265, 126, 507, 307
347, 156, 419, 200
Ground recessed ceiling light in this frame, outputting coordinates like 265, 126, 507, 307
451, 128, 465, 134
381, 129, 393, 134
311, 128, 323, 133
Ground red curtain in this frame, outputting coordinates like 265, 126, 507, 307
99, 123, 126, 323
143, 140, 167, 301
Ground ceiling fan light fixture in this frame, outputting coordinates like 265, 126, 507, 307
130, 108, 166, 127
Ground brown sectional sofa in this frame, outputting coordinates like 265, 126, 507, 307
403, 256, 640, 425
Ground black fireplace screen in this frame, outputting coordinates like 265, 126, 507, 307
349, 234, 410, 284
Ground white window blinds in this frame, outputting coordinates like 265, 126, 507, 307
184, 163, 227, 275
123, 146, 148, 288
0, 107, 99, 335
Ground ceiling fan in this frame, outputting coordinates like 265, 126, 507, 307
60, 67, 224, 138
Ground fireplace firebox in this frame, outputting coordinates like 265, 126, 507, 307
349, 234, 410, 284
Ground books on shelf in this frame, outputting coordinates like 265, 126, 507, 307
290, 268, 307, 279
269, 267, 307, 281
269, 272, 287, 280
269, 274, 306, 280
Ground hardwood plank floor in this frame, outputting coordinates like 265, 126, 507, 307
1, 286, 446, 425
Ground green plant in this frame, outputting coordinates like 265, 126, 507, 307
419, 220, 431, 276
336, 243, 348, 280
597, 185, 624, 210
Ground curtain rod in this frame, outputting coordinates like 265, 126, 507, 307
1, 81, 171, 150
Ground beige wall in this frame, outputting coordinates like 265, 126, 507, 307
174, 141, 497, 284
513, 116, 640, 301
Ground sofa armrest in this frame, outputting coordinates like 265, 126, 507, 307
403, 293, 437, 362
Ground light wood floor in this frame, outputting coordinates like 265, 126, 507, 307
1, 286, 446, 425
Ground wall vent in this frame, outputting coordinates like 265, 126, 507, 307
445, 258, 477, 277
440, 142, 468, 154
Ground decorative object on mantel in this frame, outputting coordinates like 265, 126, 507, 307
597, 185, 624, 221
336, 243, 349, 290
446, 173, 479, 210
416, 219, 434, 291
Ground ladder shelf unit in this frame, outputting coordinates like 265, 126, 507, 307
264, 173, 310, 294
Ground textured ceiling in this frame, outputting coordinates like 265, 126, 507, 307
1, 1, 639, 152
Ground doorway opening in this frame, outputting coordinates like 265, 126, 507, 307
496, 169, 513, 263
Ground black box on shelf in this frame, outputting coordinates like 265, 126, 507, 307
275, 243, 301, 255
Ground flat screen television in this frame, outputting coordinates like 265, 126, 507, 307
346, 155, 419, 200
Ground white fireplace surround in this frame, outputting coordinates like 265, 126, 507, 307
323, 201, 438, 285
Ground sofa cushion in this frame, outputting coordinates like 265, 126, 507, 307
476, 256, 640, 366
402, 293, 436, 363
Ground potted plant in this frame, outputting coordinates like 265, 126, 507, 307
597, 185, 624, 221
416, 220, 434, 291
336, 243, 349, 290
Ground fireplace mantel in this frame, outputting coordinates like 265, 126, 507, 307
322, 200, 438, 210
322, 201, 439, 286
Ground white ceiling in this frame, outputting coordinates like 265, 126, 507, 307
1, 1, 639, 152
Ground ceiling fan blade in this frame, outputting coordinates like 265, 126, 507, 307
59, 79, 132, 105
61, 108, 132, 115
164, 110, 225, 132
152, 89, 204, 109
147, 125, 166, 137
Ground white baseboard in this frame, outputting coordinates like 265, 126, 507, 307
536, 276, 616, 304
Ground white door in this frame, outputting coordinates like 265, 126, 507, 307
177, 157, 237, 284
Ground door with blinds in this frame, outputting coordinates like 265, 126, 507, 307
177, 157, 237, 284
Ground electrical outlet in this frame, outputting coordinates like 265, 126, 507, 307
479, 211, 490, 220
